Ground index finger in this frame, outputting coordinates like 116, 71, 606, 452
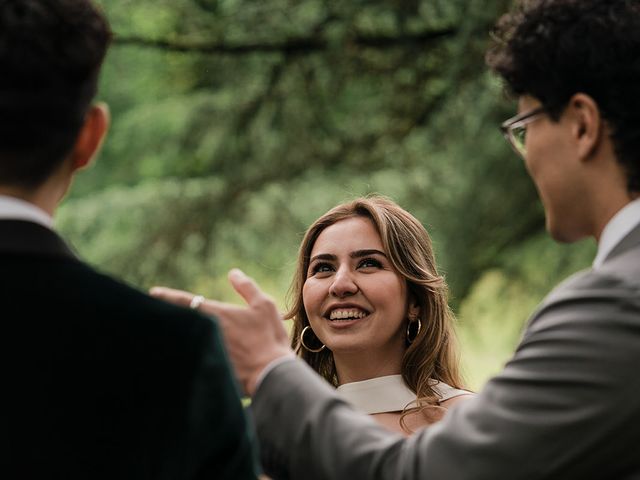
149, 286, 196, 309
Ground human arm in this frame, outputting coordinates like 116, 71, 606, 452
252, 270, 640, 479
153, 269, 640, 479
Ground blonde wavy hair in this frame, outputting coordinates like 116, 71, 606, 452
286, 195, 464, 427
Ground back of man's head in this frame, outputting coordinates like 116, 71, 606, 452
0, 0, 111, 189
487, 0, 640, 193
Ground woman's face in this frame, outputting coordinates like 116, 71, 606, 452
302, 216, 409, 359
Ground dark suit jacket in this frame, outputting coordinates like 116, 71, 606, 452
0, 220, 257, 479
253, 224, 640, 479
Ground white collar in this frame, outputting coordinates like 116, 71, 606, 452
0, 195, 53, 229
593, 197, 640, 269
336, 374, 470, 414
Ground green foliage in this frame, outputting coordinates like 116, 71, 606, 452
59, 0, 593, 387
458, 234, 595, 389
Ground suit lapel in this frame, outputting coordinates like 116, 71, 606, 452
0, 220, 77, 259
603, 222, 640, 265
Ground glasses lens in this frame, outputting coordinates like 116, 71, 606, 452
511, 125, 527, 156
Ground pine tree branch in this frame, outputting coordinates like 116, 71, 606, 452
113, 27, 457, 55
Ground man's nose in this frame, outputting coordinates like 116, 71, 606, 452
329, 268, 358, 297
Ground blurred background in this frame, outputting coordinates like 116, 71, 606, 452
60, 0, 596, 390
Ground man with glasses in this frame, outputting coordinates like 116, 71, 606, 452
155, 0, 640, 478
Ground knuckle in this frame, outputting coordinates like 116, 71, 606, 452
254, 295, 275, 311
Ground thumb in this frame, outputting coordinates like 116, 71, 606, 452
228, 268, 264, 306
227, 268, 287, 339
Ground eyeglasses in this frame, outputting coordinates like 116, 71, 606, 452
500, 106, 546, 158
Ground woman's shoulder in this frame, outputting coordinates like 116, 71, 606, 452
432, 380, 474, 404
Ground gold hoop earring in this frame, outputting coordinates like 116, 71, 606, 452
300, 325, 326, 353
406, 318, 422, 344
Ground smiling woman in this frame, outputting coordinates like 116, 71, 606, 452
286, 195, 472, 435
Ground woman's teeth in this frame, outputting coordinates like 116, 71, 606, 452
329, 309, 368, 320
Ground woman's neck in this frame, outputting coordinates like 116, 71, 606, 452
333, 350, 403, 385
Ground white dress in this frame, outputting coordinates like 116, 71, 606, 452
336, 374, 471, 414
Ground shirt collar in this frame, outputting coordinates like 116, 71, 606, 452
0, 195, 53, 229
593, 197, 640, 269
335, 374, 469, 414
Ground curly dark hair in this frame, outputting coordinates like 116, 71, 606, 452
0, 0, 111, 188
486, 0, 640, 192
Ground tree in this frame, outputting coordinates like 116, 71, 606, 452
59, 0, 594, 387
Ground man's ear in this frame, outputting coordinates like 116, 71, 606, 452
69, 102, 110, 171
568, 93, 602, 161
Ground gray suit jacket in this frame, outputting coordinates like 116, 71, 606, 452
253, 224, 640, 479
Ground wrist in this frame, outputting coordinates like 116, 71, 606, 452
246, 352, 296, 396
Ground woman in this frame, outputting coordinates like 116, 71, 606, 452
285, 195, 470, 434
151, 196, 470, 435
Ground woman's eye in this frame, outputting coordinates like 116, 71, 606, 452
310, 263, 334, 275
358, 258, 382, 269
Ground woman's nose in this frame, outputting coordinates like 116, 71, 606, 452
329, 268, 358, 297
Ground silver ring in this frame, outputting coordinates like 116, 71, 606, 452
189, 295, 205, 311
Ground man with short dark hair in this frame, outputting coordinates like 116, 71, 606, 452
154, 0, 640, 478
0, 1, 257, 478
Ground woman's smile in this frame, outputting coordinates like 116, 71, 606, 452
302, 216, 409, 356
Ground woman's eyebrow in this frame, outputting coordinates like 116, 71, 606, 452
309, 253, 337, 263
350, 249, 387, 258
310, 250, 387, 263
